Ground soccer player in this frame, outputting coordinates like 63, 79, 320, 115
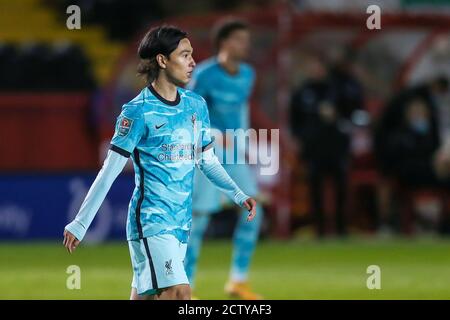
62, 25, 257, 300
184, 19, 264, 300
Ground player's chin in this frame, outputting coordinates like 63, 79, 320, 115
182, 78, 191, 86
173, 77, 190, 87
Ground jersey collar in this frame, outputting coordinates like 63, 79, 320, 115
148, 84, 181, 106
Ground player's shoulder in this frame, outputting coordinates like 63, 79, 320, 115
179, 87, 209, 118
124, 88, 147, 107
121, 88, 147, 116
179, 87, 207, 105
193, 57, 220, 77
239, 62, 255, 78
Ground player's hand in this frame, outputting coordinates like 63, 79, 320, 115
63, 229, 80, 254
243, 197, 257, 222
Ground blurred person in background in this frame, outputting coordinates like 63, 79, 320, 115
374, 76, 450, 232
328, 48, 365, 120
290, 55, 360, 238
385, 98, 443, 186
184, 18, 264, 300
374, 76, 448, 176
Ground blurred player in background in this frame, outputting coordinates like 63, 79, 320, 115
63, 25, 257, 300
185, 18, 264, 300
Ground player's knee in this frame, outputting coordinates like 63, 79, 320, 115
130, 288, 155, 300
161, 285, 190, 300
176, 285, 191, 300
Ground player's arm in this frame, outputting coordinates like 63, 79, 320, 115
63, 102, 145, 253
196, 147, 256, 222
63, 150, 128, 253
242, 65, 256, 131
194, 97, 256, 221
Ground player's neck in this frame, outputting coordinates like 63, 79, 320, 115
217, 52, 240, 75
151, 76, 178, 102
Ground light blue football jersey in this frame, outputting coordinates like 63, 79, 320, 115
110, 85, 213, 243
188, 57, 255, 132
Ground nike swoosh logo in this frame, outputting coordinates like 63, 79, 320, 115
155, 123, 166, 130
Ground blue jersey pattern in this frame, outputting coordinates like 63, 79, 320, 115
110, 86, 212, 243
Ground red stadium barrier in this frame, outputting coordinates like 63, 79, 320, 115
0, 93, 99, 171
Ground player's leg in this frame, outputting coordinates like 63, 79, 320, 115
334, 160, 349, 237
225, 164, 264, 299
225, 202, 263, 298
130, 283, 190, 300
156, 284, 191, 300
185, 168, 220, 292
230, 202, 263, 278
130, 287, 156, 300
184, 212, 211, 287
308, 161, 326, 237
157, 233, 191, 299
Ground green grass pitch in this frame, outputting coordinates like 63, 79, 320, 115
1, 237, 450, 299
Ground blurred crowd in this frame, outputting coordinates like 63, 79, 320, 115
45, 0, 164, 40
289, 52, 450, 238
0, 42, 95, 91
45, 0, 267, 41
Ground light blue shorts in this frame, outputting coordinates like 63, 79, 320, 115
193, 164, 259, 214
129, 233, 189, 295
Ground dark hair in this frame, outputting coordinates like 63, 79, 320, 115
212, 18, 249, 51
137, 25, 187, 83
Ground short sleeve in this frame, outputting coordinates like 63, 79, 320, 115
198, 98, 214, 152
110, 103, 145, 157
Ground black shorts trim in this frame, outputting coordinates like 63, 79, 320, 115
142, 238, 159, 290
